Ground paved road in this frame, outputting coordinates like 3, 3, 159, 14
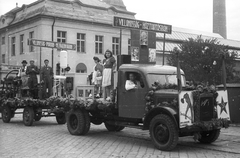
0, 114, 240, 158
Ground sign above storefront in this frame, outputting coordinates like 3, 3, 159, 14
28, 39, 76, 50
113, 16, 172, 34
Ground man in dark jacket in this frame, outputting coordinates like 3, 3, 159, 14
26, 60, 39, 98
40, 59, 54, 99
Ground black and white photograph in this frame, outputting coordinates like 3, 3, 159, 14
0, 0, 240, 158
140, 30, 148, 45
131, 47, 139, 61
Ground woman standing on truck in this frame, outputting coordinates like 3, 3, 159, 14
92, 57, 103, 98
102, 49, 116, 101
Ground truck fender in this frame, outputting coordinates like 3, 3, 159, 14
143, 106, 179, 130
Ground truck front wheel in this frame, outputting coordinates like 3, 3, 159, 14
104, 122, 125, 132
67, 109, 90, 135
198, 129, 220, 144
150, 114, 178, 151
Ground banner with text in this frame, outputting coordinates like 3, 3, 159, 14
28, 39, 76, 50
113, 16, 172, 34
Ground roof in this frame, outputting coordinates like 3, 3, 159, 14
119, 64, 184, 75
0, 0, 135, 28
156, 26, 240, 58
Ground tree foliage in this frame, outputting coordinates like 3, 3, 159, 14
167, 36, 239, 85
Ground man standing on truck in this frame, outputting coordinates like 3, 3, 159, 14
40, 59, 54, 99
26, 60, 39, 98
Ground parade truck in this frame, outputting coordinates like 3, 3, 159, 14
65, 55, 230, 151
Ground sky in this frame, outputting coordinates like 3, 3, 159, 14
0, 0, 239, 41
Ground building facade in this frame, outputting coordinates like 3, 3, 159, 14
0, 0, 135, 94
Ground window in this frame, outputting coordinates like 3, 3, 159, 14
1, 36, 5, 45
57, 31, 66, 43
11, 37, 15, 56
2, 54, 5, 63
77, 33, 85, 53
29, 31, 34, 52
95, 35, 103, 54
76, 63, 87, 73
125, 72, 145, 89
128, 39, 131, 54
20, 34, 24, 54
112, 37, 120, 55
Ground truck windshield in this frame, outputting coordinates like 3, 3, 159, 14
147, 74, 186, 87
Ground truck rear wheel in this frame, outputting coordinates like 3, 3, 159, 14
198, 129, 220, 144
67, 109, 90, 135
82, 110, 90, 135
104, 122, 125, 132
34, 112, 42, 121
149, 114, 178, 151
2, 106, 12, 123
56, 113, 66, 124
23, 107, 34, 126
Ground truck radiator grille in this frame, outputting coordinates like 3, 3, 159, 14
199, 93, 214, 121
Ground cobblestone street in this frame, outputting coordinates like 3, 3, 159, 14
0, 114, 240, 158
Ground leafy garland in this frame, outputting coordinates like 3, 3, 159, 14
145, 82, 229, 129
193, 118, 229, 130
145, 82, 178, 112
0, 95, 116, 113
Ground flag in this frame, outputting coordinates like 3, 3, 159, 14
222, 54, 227, 90
177, 52, 182, 91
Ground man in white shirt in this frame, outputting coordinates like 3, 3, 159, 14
125, 73, 140, 91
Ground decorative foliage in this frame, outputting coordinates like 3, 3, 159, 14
193, 118, 229, 130
145, 81, 178, 112
0, 95, 116, 113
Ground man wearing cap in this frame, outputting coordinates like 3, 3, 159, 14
18, 60, 29, 90
40, 59, 53, 98
26, 60, 39, 98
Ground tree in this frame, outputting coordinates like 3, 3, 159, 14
167, 36, 239, 85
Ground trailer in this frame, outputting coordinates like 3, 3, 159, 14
0, 69, 66, 126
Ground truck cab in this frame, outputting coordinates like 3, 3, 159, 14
117, 64, 185, 120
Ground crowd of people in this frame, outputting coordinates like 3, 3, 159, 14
18, 59, 53, 99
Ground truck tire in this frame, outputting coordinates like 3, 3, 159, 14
82, 110, 90, 135
67, 109, 89, 135
11, 110, 15, 118
23, 107, 34, 126
34, 112, 42, 121
56, 113, 66, 124
2, 106, 12, 123
198, 129, 220, 144
104, 122, 125, 132
149, 114, 178, 151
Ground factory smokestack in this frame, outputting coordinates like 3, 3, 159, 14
213, 0, 227, 39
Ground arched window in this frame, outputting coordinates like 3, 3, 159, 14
76, 63, 87, 73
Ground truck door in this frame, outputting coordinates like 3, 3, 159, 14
118, 71, 147, 118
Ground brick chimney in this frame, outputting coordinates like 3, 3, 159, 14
213, 0, 227, 39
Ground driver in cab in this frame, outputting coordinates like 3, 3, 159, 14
125, 73, 141, 91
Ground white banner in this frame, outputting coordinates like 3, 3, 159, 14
216, 90, 230, 120
60, 50, 68, 68
179, 91, 194, 128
